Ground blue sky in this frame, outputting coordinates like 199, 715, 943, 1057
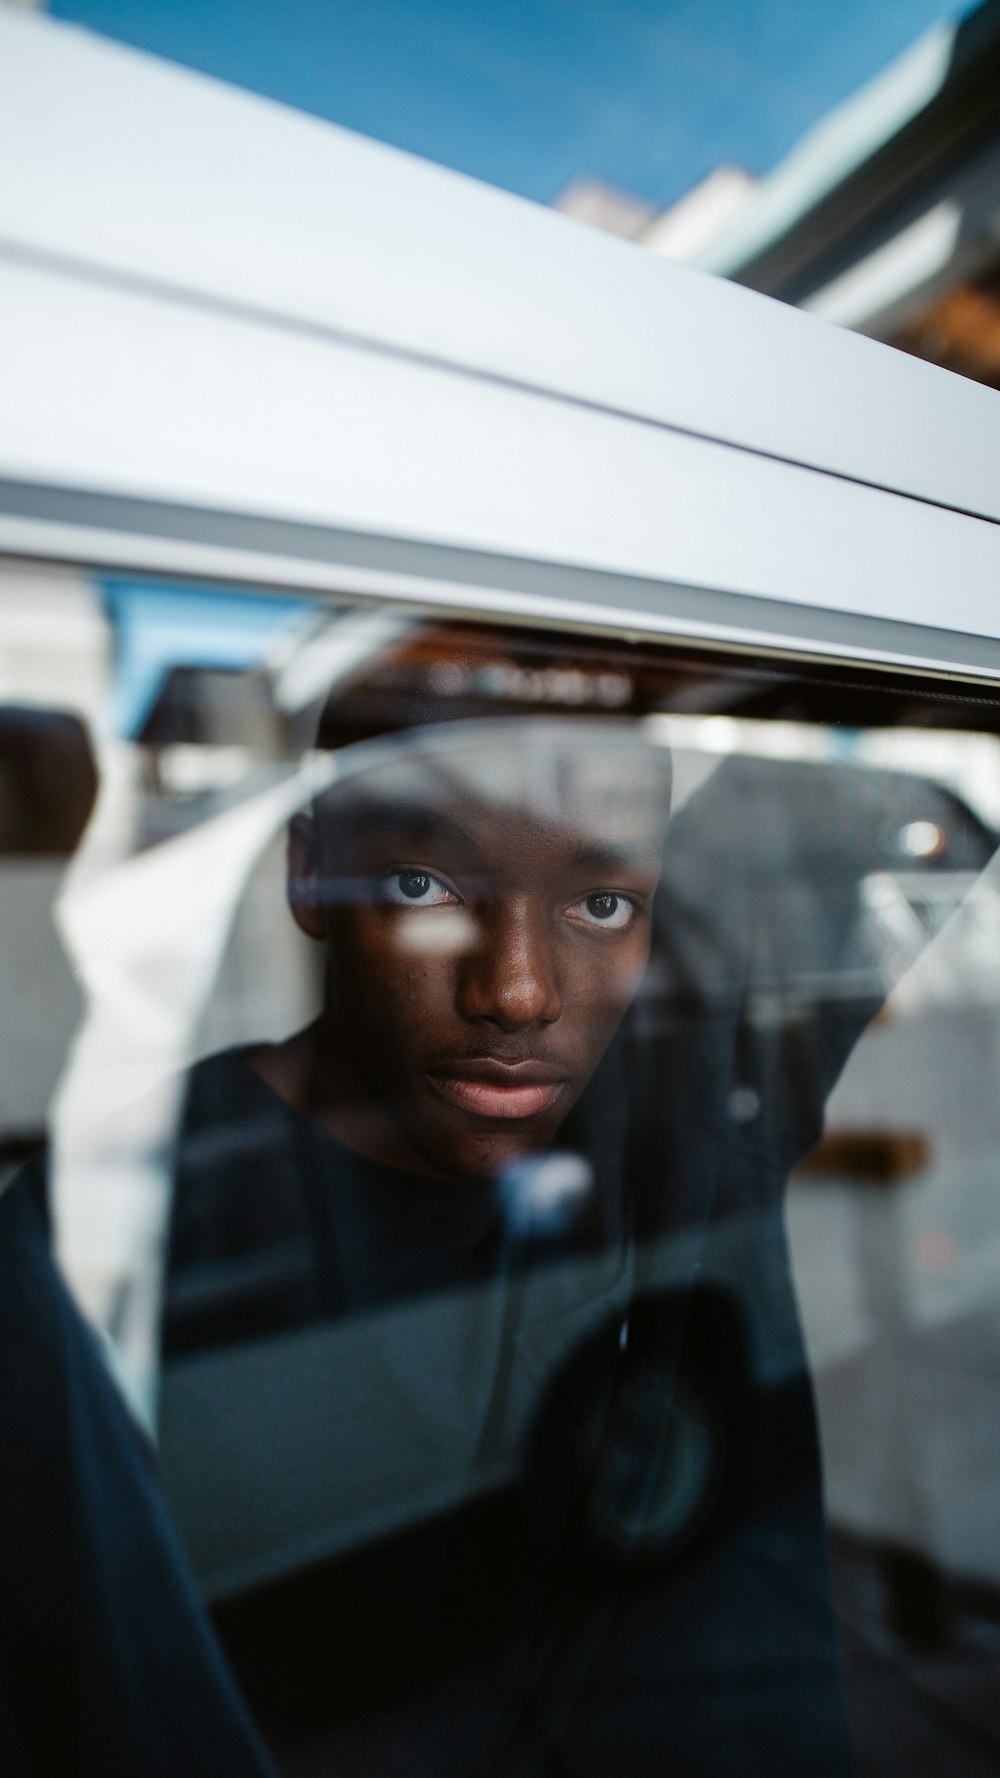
51, 0, 967, 209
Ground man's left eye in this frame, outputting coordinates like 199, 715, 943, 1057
568, 893, 635, 931
383, 870, 458, 907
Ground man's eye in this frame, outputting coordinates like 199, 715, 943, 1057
568, 892, 636, 931
383, 870, 458, 907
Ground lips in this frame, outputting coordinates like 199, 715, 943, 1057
428, 1058, 566, 1121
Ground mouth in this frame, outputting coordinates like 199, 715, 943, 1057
428, 1058, 566, 1121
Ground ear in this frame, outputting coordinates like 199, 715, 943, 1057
287, 810, 326, 941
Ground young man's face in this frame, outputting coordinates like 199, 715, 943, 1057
290, 724, 670, 1181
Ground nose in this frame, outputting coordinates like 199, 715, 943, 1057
457, 895, 562, 1031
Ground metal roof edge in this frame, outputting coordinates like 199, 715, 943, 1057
694, 17, 959, 278
4, 6, 1000, 529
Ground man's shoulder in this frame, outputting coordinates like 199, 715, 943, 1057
165, 1050, 325, 1357
177, 1047, 296, 1168
169, 1048, 313, 1275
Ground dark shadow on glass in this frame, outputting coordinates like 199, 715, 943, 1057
154, 623, 1000, 1778
0, 703, 276, 1778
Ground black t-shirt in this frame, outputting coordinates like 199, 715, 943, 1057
164, 1048, 517, 1356
160, 1049, 851, 1778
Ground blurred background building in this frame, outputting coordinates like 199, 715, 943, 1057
567, 0, 1000, 391
29, 0, 1000, 387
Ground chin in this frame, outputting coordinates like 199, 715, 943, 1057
440, 1127, 559, 1184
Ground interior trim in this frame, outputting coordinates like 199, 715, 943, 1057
3, 478, 1000, 687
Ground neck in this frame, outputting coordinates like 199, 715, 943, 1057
243, 1018, 447, 1179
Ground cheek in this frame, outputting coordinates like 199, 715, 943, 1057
572, 933, 651, 1026
336, 912, 459, 1031
619, 931, 654, 1003
393, 907, 478, 958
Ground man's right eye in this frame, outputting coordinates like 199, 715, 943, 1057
382, 870, 459, 907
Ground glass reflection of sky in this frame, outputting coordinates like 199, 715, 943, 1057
51, 0, 962, 209
101, 580, 313, 738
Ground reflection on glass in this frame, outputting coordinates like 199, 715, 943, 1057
2, 569, 1000, 1777
0, 575, 275, 1775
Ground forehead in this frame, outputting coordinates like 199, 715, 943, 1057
319, 721, 672, 852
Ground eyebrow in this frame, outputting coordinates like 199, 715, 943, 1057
331, 799, 662, 875
569, 839, 662, 872
338, 801, 483, 858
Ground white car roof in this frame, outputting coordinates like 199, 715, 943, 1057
3, 6, 1000, 678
